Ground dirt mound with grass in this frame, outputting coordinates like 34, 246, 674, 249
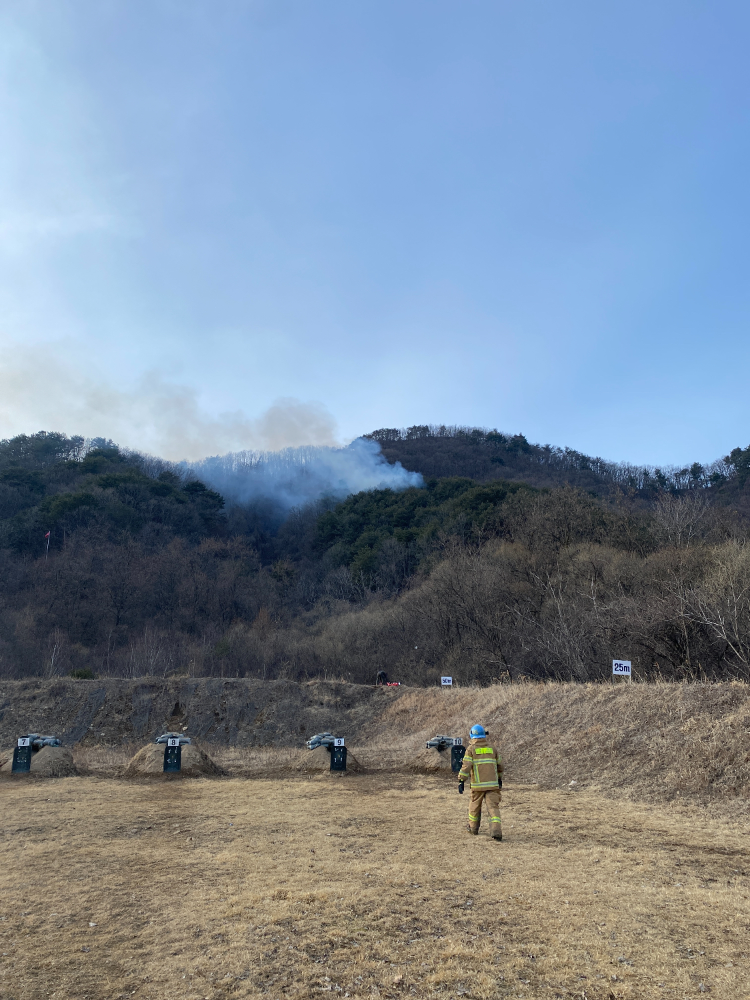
295, 746, 364, 773
406, 747, 455, 773
123, 743, 224, 778
0, 746, 78, 778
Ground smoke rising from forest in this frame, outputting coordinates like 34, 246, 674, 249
188, 437, 423, 513
0, 340, 424, 514
0, 340, 339, 459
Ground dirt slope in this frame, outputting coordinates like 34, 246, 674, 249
372, 682, 750, 818
1, 677, 749, 816
0, 677, 401, 748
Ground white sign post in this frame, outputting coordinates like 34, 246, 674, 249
334, 738, 345, 748
612, 659, 632, 680
167, 737, 180, 748
441, 676, 453, 687
17, 737, 31, 748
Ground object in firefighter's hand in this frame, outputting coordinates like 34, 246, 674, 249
458, 780, 465, 794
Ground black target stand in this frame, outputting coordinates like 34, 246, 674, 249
329, 737, 347, 771
163, 737, 182, 773
12, 738, 32, 773
450, 739, 466, 773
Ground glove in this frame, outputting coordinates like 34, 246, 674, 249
458, 781, 464, 795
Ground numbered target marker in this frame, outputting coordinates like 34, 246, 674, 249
451, 743, 466, 772
333, 738, 345, 747
441, 676, 453, 687
612, 659, 632, 676
163, 740, 182, 773
12, 738, 32, 773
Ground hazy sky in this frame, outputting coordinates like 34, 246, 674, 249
1, 1, 748, 463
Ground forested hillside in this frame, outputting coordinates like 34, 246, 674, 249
367, 424, 750, 503
0, 433, 225, 557
1, 429, 749, 685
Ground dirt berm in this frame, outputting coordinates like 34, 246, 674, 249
124, 743, 224, 778
1, 677, 750, 818
0, 745, 78, 778
294, 746, 364, 773
0, 677, 399, 749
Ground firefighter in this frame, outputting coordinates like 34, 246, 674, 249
457, 724, 503, 839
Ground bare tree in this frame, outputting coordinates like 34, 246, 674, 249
654, 491, 711, 548
43, 628, 67, 678
127, 629, 173, 678
687, 541, 750, 672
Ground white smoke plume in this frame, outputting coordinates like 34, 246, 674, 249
0, 340, 423, 512
0, 341, 338, 459
189, 438, 423, 512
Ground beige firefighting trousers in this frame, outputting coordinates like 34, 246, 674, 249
467, 788, 502, 836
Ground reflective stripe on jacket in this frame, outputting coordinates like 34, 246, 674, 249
457, 738, 503, 790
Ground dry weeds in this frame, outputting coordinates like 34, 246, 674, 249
362, 682, 750, 822
1, 775, 748, 1000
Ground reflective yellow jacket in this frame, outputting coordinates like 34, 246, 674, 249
457, 738, 503, 790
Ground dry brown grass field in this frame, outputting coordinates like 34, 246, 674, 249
1, 772, 749, 1000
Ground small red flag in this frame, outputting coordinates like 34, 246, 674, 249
44, 531, 50, 538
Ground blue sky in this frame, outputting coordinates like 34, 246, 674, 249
0, 1, 748, 463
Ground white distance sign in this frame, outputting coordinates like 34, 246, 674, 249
612, 659, 632, 676
334, 738, 345, 747
453, 737, 463, 746
441, 676, 453, 686
167, 738, 180, 747
17, 737, 30, 747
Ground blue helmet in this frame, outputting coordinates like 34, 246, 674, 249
470, 724, 486, 738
